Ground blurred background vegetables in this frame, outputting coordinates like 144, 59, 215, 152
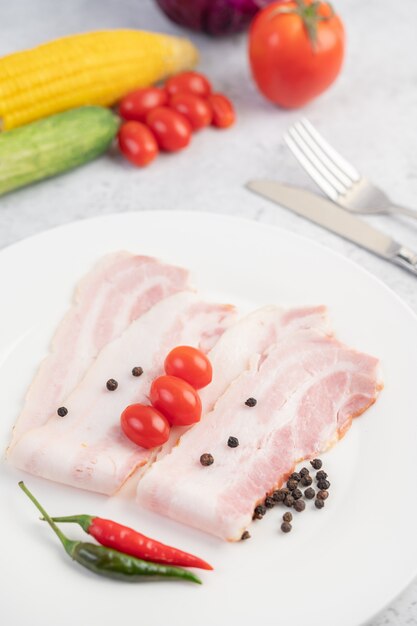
155, 0, 276, 36
249, 1, 345, 108
0, 30, 198, 130
118, 71, 236, 166
0, 107, 119, 196
118, 122, 159, 167
0, 1, 343, 193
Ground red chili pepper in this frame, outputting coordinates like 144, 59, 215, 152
49, 514, 213, 570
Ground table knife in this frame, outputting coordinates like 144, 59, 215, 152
246, 180, 417, 276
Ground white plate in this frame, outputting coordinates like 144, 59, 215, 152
1, 211, 416, 626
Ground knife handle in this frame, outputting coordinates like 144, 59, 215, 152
393, 246, 417, 276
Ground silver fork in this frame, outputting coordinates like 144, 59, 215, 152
284, 118, 417, 220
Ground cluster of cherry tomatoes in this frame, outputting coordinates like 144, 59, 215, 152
120, 346, 212, 449
117, 71, 236, 167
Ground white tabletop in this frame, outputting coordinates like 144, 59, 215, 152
1, 1, 417, 623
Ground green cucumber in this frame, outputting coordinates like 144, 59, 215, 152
0, 106, 119, 196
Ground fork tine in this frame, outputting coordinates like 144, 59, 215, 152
294, 121, 354, 188
283, 131, 340, 202
300, 118, 361, 182
287, 125, 348, 195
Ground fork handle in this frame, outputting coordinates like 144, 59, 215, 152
388, 204, 417, 220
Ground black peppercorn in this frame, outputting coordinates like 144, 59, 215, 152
106, 378, 118, 391
292, 488, 302, 500
300, 467, 309, 477
264, 496, 275, 509
281, 522, 292, 533
57, 406, 68, 417
317, 490, 329, 500
132, 366, 143, 377
284, 495, 294, 507
287, 479, 298, 491
272, 489, 286, 502
316, 470, 328, 480
304, 487, 315, 499
301, 474, 313, 486
245, 397, 257, 407
253, 504, 267, 519
227, 436, 239, 448
310, 458, 322, 470
283, 512, 292, 522
200, 453, 214, 466
315, 498, 325, 509
290, 472, 301, 482
317, 479, 330, 490
241, 531, 251, 540
294, 499, 306, 512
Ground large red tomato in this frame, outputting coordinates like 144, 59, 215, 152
249, 0, 345, 109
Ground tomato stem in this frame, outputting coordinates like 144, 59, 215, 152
268, 0, 335, 51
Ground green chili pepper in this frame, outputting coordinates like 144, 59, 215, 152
18, 482, 201, 584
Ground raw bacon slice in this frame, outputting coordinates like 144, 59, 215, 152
9, 292, 236, 495
199, 305, 330, 414
157, 305, 330, 458
9, 252, 189, 448
137, 310, 381, 540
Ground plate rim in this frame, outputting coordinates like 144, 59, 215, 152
1, 207, 416, 327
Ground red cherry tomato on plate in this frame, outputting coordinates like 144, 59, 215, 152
119, 87, 168, 122
164, 346, 212, 389
208, 93, 236, 128
165, 72, 212, 98
120, 404, 170, 449
150, 375, 202, 426
118, 121, 159, 167
146, 107, 192, 152
169, 93, 213, 131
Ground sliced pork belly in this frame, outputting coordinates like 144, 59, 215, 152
199, 305, 330, 414
157, 305, 330, 458
138, 314, 381, 540
9, 292, 236, 495
9, 252, 189, 449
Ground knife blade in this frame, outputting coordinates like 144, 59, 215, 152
247, 180, 417, 276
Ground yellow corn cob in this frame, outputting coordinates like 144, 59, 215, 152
0, 30, 199, 130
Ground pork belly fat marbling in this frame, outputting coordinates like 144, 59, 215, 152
9, 292, 236, 494
9, 252, 190, 449
138, 310, 381, 540
157, 305, 330, 458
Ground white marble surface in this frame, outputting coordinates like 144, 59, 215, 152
1, 1, 417, 623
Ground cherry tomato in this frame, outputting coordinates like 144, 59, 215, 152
169, 93, 212, 131
249, 1, 345, 109
150, 375, 202, 426
164, 346, 212, 389
119, 87, 168, 122
146, 107, 192, 152
208, 93, 236, 128
118, 121, 159, 167
120, 404, 170, 449
165, 72, 212, 98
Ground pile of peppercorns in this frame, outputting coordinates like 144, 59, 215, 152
248, 458, 330, 537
